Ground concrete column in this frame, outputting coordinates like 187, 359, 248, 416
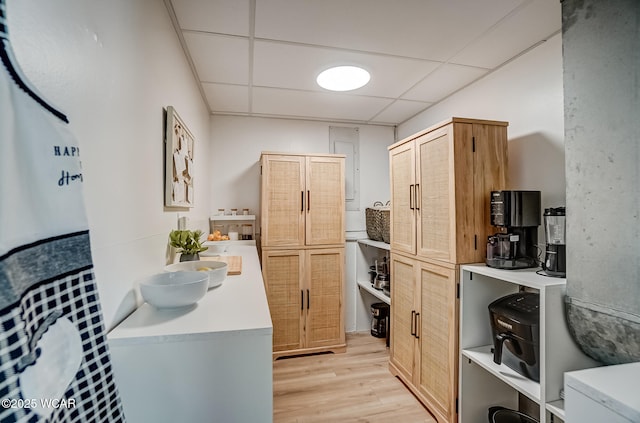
562, 0, 640, 364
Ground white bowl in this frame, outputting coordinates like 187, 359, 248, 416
201, 242, 228, 256
164, 260, 228, 289
139, 271, 208, 309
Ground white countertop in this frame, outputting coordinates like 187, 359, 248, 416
108, 244, 273, 346
565, 362, 640, 422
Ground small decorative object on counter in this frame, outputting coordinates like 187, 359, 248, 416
242, 208, 250, 215
216, 208, 225, 216
230, 208, 238, 216
228, 224, 239, 240
169, 229, 208, 261
242, 224, 253, 240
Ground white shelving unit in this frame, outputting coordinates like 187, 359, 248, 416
458, 264, 598, 423
209, 214, 256, 240
354, 238, 390, 332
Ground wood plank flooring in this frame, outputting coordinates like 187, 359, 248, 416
273, 333, 437, 423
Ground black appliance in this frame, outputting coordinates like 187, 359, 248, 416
371, 302, 389, 339
488, 406, 538, 423
543, 207, 566, 277
486, 190, 541, 269
488, 292, 540, 382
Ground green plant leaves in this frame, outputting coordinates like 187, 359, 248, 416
168, 229, 209, 254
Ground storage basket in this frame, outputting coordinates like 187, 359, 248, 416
365, 201, 391, 243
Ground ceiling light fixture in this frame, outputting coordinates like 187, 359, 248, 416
316, 66, 370, 91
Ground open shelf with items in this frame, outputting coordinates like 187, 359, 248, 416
356, 238, 390, 304
356, 279, 390, 305
458, 264, 598, 423
209, 214, 256, 240
354, 238, 390, 332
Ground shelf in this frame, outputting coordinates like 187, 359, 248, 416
357, 238, 390, 251
461, 264, 565, 290
462, 345, 541, 404
546, 400, 565, 420
357, 280, 390, 305
210, 214, 256, 221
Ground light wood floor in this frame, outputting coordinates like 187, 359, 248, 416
273, 333, 437, 423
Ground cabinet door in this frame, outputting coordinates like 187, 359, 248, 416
416, 125, 455, 261
261, 155, 305, 247
389, 142, 416, 254
262, 250, 304, 352
389, 253, 418, 382
417, 261, 458, 422
305, 248, 345, 349
305, 156, 345, 246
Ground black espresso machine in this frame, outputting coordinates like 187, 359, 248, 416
489, 292, 540, 382
486, 190, 541, 269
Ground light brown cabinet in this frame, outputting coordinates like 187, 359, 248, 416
260, 152, 346, 359
389, 118, 508, 263
390, 254, 459, 423
261, 153, 345, 248
262, 248, 345, 358
388, 118, 508, 423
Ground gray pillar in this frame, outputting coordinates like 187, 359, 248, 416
562, 0, 640, 364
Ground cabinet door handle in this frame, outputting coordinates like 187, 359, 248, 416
410, 310, 416, 336
301, 191, 304, 212
307, 190, 310, 212
307, 289, 310, 309
415, 184, 420, 211
415, 312, 420, 339
409, 184, 415, 210
301, 290, 304, 311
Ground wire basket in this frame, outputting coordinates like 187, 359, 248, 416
365, 201, 390, 243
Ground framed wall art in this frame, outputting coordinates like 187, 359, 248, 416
165, 106, 195, 208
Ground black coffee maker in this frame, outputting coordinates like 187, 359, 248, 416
543, 207, 566, 277
486, 190, 541, 269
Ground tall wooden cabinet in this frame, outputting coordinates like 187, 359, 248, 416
388, 118, 508, 423
260, 152, 346, 359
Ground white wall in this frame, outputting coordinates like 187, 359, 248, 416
399, 33, 565, 212
209, 115, 394, 233
7, 0, 210, 329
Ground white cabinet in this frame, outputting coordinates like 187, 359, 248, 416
458, 265, 597, 423
108, 245, 273, 423
565, 363, 640, 423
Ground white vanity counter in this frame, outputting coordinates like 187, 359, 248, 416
108, 244, 273, 423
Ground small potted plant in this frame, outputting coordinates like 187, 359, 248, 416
169, 229, 209, 262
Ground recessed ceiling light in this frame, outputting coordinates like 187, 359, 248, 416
316, 66, 370, 91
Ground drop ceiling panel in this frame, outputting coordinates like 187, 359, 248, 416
252, 87, 393, 122
403, 63, 489, 102
202, 83, 249, 113
451, 0, 562, 68
167, 0, 562, 125
370, 99, 434, 125
253, 41, 441, 98
171, 0, 250, 36
183, 32, 249, 84
254, 0, 526, 62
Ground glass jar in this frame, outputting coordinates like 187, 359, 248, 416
230, 208, 238, 216
242, 208, 250, 215
241, 224, 253, 240
216, 208, 225, 216
228, 224, 239, 240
